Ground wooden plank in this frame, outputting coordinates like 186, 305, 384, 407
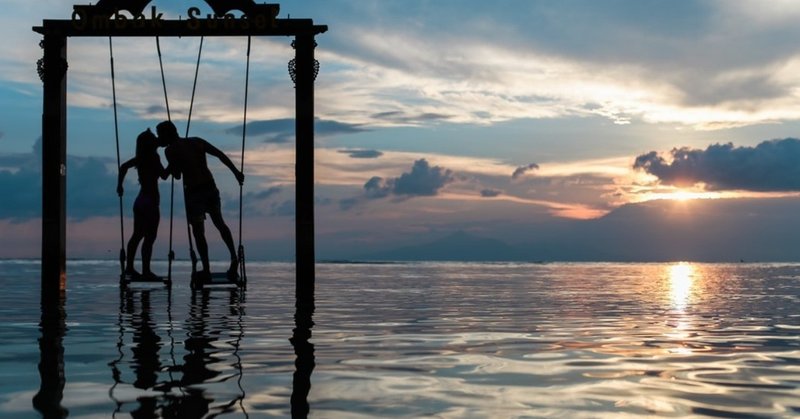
33, 18, 327, 37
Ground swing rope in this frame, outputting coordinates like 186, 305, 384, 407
156, 36, 177, 281
109, 37, 125, 275
156, 36, 249, 283
183, 36, 205, 276
237, 36, 251, 282
157, 36, 205, 280
185, 36, 204, 138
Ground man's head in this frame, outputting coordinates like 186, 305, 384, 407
156, 120, 179, 145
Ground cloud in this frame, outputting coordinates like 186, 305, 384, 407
0, 147, 120, 220
250, 186, 282, 201
67, 157, 122, 219
480, 189, 502, 197
0, 131, 4, 140
0, 161, 41, 220
267, 195, 339, 218
634, 138, 800, 191
270, 199, 294, 217
371, 111, 452, 124
512, 163, 540, 179
145, 105, 168, 116
338, 197, 359, 211
225, 118, 368, 144
364, 159, 454, 199
338, 149, 383, 159
224, 186, 282, 214
364, 176, 391, 199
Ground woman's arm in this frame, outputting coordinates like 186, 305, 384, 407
117, 157, 136, 196
158, 157, 170, 180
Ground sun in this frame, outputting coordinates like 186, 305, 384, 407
634, 186, 722, 203
669, 190, 697, 201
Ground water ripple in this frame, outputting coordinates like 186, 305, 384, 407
1, 261, 799, 417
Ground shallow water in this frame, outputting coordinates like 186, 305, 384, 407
1, 261, 799, 418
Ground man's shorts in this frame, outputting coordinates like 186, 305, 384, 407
184, 185, 221, 224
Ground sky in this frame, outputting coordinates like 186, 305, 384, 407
4, 0, 800, 261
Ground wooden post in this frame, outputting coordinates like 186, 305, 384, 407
40, 33, 68, 297
290, 305, 315, 416
294, 34, 316, 310
32, 290, 67, 418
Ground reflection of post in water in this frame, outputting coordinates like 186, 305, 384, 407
291, 302, 315, 418
165, 287, 248, 418
108, 286, 178, 417
33, 289, 68, 418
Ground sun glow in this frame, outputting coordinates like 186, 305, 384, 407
644, 189, 721, 202
668, 262, 694, 310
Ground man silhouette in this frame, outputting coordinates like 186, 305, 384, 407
157, 120, 244, 280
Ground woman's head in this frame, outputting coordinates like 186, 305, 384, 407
135, 128, 158, 159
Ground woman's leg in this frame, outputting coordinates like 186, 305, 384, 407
125, 211, 145, 274
141, 207, 160, 276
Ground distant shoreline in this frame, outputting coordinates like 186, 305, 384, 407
1, 258, 798, 264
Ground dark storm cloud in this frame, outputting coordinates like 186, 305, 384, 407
634, 138, 800, 191
225, 118, 368, 144
480, 189, 502, 197
338, 149, 383, 159
512, 163, 539, 179
364, 159, 454, 198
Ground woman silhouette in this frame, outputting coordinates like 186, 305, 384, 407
117, 129, 169, 280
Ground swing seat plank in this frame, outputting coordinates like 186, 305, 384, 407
120, 273, 171, 289
191, 271, 244, 289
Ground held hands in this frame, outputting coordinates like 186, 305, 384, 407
235, 169, 245, 186
117, 185, 124, 196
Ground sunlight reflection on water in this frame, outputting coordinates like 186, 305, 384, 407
1, 261, 799, 417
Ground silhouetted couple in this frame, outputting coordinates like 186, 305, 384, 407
117, 121, 244, 282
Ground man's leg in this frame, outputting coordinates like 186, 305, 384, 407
186, 189, 211, 277
191, 219, 211, 274
208, 210, 238, 275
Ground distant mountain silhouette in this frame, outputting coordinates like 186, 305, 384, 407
345, 198, 800, 262
357, 231, 528, 261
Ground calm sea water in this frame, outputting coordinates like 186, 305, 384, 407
1, 261, 799, 418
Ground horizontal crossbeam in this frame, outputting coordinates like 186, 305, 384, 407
34, 18, 327, 37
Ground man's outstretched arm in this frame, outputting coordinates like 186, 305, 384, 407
203, 140, 244, 185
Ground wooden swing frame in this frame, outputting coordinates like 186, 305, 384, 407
34, 0, 325, 308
